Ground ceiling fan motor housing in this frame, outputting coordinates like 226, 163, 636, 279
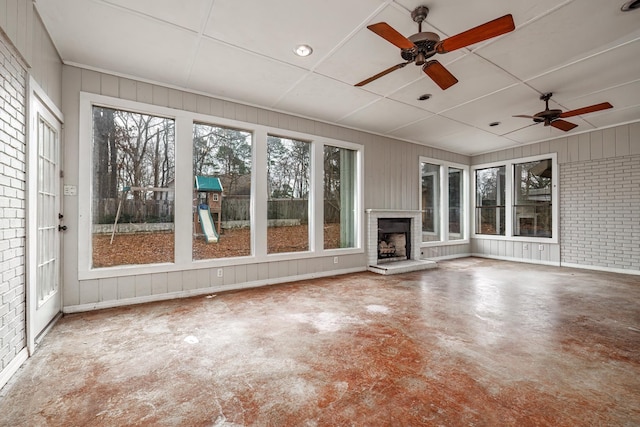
402, 32, 440, 64
534, 109, 563, 123
534, 93, 561, 125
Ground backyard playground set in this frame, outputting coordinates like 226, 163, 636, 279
94, 176, 340, 267
109, 176, 223, 245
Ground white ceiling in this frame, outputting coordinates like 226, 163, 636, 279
35, 0, 640, 155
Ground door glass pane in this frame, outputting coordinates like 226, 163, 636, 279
192, 123, 252, 259
267, 135, 310, 254
36, 116, 58, 304
91, 106, 175, 267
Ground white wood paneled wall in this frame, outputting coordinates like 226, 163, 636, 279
61, 65, 469, 311
0, 1, 62, 106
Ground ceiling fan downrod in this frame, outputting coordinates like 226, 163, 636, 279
411, 6, 429, 32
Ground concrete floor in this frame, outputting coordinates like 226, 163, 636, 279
1, 258, 639, 426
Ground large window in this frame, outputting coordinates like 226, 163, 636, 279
267, 135, 310, 254
419, 158, 468, 244
421, 163, 440, 242
81, 93, 363, 278
448, 167, 464, 241
91, 106, 175, 268
473, 155, 556, 241
475, 166, 506, 235
514, 159, 552, 238
192, 123, 252, 260
323, 145, 356, 249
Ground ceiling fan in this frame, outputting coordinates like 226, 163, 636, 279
355, 6, 515, 90
513, 93, 614, 132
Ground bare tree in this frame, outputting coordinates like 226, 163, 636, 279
92, 106, 175, 223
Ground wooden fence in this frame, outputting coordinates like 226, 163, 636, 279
95, 196, 341, 224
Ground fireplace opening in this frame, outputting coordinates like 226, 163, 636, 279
378, 218, 411, 263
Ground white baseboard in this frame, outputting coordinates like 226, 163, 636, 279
64, 266, 366, 313
471, 253, 561, 267
472, 253, 640, 274
560, 262, 640, 276
426, 253, 471, 261
0, 347, 28, 392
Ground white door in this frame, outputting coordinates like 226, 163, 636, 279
28, 93, 63, 348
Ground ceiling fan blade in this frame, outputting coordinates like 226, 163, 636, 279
367, 22, 415, 50
423, 60, 458, 90
550, 119, 578, 132
513, 114, 535, 119
436, 14, 515, 53
355, 62, 410, 87
559, 102, 613, 118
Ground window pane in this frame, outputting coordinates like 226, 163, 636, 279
513, 159, 552, 237
324, 146, 356, 249
421, 162, 440, 242
475, 166, 506, 235
193, 123, 252, 259
449, 167, 464, 240
92, 106, 175, 267
267, 135, 310, 254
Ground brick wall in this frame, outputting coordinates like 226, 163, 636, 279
0, 36, 27, 372
471, 123, 640, 273
560, 155, 640, 271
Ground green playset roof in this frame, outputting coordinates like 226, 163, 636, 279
194, 176, 223, 192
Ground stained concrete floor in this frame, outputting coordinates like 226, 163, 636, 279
1, 258, 639, 426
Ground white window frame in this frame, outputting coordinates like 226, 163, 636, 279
471, 153, 558, 244
78, 92, 364, 280
419, 156, 470, 247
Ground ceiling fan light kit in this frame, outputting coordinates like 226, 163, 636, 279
355, 6, 515, 90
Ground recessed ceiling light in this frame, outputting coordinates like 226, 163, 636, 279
621, 0, 640, 10
293, 44, 313, 57
489, 121, 501, 127
417, 94, 432, 101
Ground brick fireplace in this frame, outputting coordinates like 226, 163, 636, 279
366, 209, 436, 274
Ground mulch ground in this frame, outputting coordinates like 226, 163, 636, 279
93, 224, 341, 267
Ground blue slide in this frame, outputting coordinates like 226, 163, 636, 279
198, 204, 219, 243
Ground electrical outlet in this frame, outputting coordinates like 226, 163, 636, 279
333, 257, 339, 264
217, 268, 223, 278
523, 244, 529, 250
538, 244, 544, 251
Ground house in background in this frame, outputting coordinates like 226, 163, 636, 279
0, 0, 638, 391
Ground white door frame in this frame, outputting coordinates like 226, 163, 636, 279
26, 77, 65, 355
